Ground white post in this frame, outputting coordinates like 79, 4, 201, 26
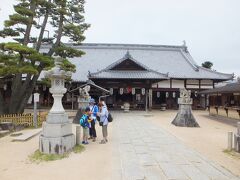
76, 126, 81, 145
228, 132, 233, 151
33, 93, 39, 128
33, 101, 37, 128
237, 122, 240, 152
237, 122, 240, 135
149, 89, 152, 110
145, 90, 148, 112
233, 134, 237, 151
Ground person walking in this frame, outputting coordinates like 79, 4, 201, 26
89, 98, 98, 142
98, 101, 109, 144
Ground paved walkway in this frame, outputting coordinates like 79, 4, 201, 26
111, 112, 239, 180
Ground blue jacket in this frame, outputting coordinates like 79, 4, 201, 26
89, 105, 99, 121
80, 114, 90, 128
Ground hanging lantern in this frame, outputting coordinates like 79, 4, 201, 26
173, 92, 176, 98
157, 92, 160, 98
110, 88, 113, 95
132, 88, 135, 95
127, 87, 132, 93
195, 91, 198, 97
120, 88, 123, 95
166, 92, 169, 98
141, 88, 145, 95
3, 84, 7, 91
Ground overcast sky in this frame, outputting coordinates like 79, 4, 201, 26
0, 0, 240, 77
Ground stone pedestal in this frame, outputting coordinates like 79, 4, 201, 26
39, 116, 75, 154
78, 98, 90, 109
172, 89, 199, 127
123, 102, 130, 112
39, 58, 75, 154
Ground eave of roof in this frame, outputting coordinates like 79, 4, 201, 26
200, 82, 240, 94
89, 70, 169, 80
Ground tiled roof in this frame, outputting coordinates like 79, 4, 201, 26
89, 70, 168, 79
40, 43, 234, 82
200, 82, 240, 94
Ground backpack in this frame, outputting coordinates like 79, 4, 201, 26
107, 112, 113, 122
80, 114, 87, 127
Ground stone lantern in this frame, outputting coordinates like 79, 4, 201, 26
39, 58, 75, 154
172, 88, 199, 127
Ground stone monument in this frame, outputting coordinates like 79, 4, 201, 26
172, 88, 199, 127
39, 58, 75, 154
72, 85, 91, 124
78, 85, 91, 109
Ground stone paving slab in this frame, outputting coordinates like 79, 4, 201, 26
12, 129, 42, 141
112, 112, 240, 180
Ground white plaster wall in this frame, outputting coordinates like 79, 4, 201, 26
158, 80, 170, 88
172, 80, 184, 88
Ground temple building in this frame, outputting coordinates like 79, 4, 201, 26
39, 43, 233, 110
200, 81, 240, 120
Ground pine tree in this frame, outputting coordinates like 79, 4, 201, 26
0, 0, 90, 114
201, 61, 213, 69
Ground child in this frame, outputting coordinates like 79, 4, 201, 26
80, 107, 92, 145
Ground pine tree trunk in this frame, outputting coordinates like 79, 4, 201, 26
2, 73, 40, 115
0, 92, 7, 115
9, 74, 23, 113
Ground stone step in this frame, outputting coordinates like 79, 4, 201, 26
0, 130, 10, 136
12, 129, 42, 141
0, 122, 14, 131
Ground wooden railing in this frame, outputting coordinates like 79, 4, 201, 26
209, 106, 240, 120
0, 112, 48, 127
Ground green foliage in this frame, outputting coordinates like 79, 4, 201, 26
6, 14, 32, 26
1, 42, 37, 54
29, 145, 85, 163
202, 61, 213, 69
27, 53, 54, 67
14, 5, 35, 16
38, 78, 51, 86
13, 37, 37, 43
0, 28, 20, 38
0, 0, 89, 114
54, 44, 85, 58
63, 23, 89, 43
61, 58, 76, 72
73, 144, 85, 153
29, 150, 69, 163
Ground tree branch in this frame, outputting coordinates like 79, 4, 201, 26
36, 0, 51, 52
47, 12, 64, 56
23, 1, 37, 45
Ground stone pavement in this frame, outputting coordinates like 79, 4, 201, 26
111, 112, 240, 180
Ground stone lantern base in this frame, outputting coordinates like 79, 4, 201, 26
39, 113, 75, 154
172, 104, 199, 127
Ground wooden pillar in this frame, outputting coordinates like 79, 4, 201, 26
149, 89, 153, 110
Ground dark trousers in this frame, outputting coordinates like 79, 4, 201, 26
89, 120, 97, 138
